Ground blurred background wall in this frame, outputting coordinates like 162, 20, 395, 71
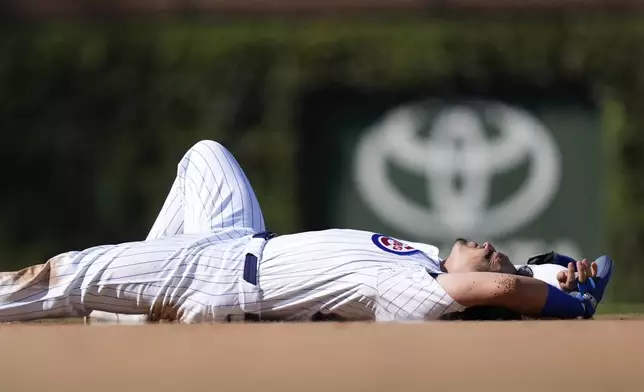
1, 0, 643, 303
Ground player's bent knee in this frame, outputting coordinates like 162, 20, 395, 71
178, 140, 232, 172
189, 140, 230, 157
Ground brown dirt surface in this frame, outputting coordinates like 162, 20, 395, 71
1, 320, 642, 392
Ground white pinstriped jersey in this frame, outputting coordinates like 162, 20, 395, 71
0, 140, 465, 323
255, 229, 465, 321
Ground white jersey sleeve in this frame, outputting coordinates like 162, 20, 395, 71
375, 264, 465, 321
516, 263, 567, 290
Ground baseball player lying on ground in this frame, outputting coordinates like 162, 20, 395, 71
0, 141, 613, 323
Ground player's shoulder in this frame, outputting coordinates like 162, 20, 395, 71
312, 228, 443, 269
403, 240, 441, 260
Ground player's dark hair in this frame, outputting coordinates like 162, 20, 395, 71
516, 265, 534, 278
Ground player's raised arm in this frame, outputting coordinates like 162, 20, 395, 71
435, 265, 610, 319
375, 253, 612, 322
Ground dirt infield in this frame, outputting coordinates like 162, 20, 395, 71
1, 320, 642, 392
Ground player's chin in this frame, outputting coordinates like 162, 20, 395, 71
487, 252, 507, 271
497, 252, 510, 264
496, 253, 515, 273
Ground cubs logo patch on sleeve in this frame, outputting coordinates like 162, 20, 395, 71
371, 234, 421, 256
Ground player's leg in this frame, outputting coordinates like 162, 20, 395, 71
0, 257, 84, 321
95, 140, 267, 325
91, 140, 267, 324
147, 140, 265, 239
0, 237, 207, 323
146, 179, 185, 239
0, 250, 128, 322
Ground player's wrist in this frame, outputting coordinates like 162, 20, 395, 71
539, 284, 589, 319
570, 291, 598, 319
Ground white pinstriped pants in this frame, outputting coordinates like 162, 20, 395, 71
146, 140, 265, 240
0, 140, 266, 323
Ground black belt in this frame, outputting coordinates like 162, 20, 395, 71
240, 231, 276, 322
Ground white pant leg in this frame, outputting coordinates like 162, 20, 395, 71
93, 141, 267, 324
147, 140, 266, 239
0, 237, 209, 323
0, 253, 88, 322
146, 179, 185, 239
92, 141, 268, 324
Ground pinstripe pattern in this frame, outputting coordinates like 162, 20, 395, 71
147, 140, 265, 239
0, 229, 464, 323
90, 140, 267, 323
250, 229, 465, 321
0, 140, 464, 323
375, 263, 465, 321
0, 230, 256, 323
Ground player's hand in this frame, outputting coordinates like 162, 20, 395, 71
556, 259, 598, 292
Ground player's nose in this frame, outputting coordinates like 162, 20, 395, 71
483, 242, 496, 253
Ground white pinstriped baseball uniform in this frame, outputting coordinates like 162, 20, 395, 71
0, 140, 465, 323
0, 227, 464, 323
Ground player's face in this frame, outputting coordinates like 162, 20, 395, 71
447, 238, 516, 274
